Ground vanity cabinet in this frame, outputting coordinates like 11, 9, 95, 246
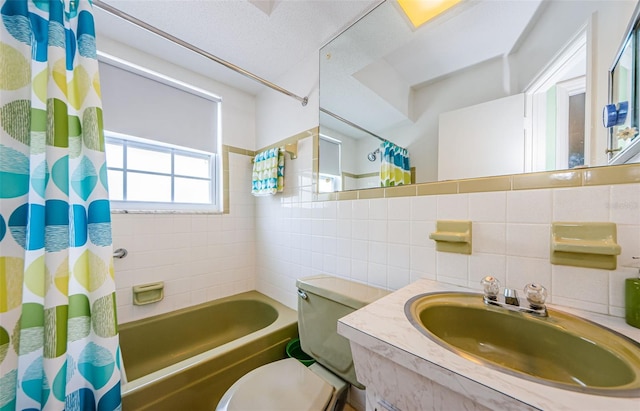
338, 279, 640, 411
350, 343, 534, 411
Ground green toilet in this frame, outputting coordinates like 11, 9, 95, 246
216, 275, 388, 411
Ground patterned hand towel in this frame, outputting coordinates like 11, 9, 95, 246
380, 141, 411, 187
252, 147, 285, 196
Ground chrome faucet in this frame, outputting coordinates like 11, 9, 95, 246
503, 288, 519, 306
480, 276, 548, 317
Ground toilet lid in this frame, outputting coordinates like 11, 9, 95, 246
217, 358, 334, 411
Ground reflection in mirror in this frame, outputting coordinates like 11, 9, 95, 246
319, 111, 381, 191
319, 0, 639, 193
608, 3, 640, 165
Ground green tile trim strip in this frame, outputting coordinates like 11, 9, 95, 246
583, 163, 640, 186
317, 163, 640, 201
416, 181, 458, 196
222, 144, 258, 214
312, 132, 319, 196
343, 171, 379, 179
336, 191, 358, 201
385, 185, 417, 197
257, 128, 317, 154
458, 176, 511, 193
358, 188, 385, 199
221, 146, 232, 214
512, 170, 582, 190
227, 146, 256, 157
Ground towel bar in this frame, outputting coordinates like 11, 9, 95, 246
251, 142, 298, 162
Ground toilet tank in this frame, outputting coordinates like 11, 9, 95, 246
296, 275, 388, 389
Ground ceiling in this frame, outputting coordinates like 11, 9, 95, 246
93, 0, 380, 96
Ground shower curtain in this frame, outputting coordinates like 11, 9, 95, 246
379, 141, 411, 187
0, 1, 122, 410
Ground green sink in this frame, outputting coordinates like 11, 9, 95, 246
405, 292, 640, 397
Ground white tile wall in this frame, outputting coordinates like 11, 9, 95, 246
112, 152, 256, 324
256, 137, 640, 319
112, 135, 640, 323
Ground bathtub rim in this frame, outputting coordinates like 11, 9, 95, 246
119, 290, 298, 397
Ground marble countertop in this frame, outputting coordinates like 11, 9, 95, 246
337, 279, 640, 411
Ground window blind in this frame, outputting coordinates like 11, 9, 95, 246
319, 136, 341, 176
99, 61, 219, 153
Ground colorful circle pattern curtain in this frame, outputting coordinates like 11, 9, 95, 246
0, 1, 122, 410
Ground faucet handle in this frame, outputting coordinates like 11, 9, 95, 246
523, 283, 548, 308
480, 276, 500, 299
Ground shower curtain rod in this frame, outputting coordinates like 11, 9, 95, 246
92, 0, 309, 106
320, 107, 389, 143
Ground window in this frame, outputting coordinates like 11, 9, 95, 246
106, 133, 217, 210
318, 135, 342, 193
98, 51, 222, 211
526, 31, 587, 172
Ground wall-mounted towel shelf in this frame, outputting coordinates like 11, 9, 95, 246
551, 222, 621, 269
429, 220, 472, 254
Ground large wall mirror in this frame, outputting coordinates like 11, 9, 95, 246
319, 0, 639, 193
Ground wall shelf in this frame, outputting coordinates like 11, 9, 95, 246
429, 220, 472, 255
551, 222, 621, 269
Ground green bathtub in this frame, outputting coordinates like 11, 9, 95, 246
118, 291, 298, 410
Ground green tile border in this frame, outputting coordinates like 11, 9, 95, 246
416, 181, 458, 196
458, 176, 512, 193
583, 163, 640, 186
319, 163, 640, 201
357, 187, 385, 199
343, 171, 378, 179
227, 146, 256, 157
336, 191, 358, 201
385, 185, 417, 197
512, 170, 582, 190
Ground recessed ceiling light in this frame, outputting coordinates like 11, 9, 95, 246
397, 0, 462, 28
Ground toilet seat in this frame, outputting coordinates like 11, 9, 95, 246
216, 358, 334, 411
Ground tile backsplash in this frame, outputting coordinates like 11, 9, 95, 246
256, 137, 640, 320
